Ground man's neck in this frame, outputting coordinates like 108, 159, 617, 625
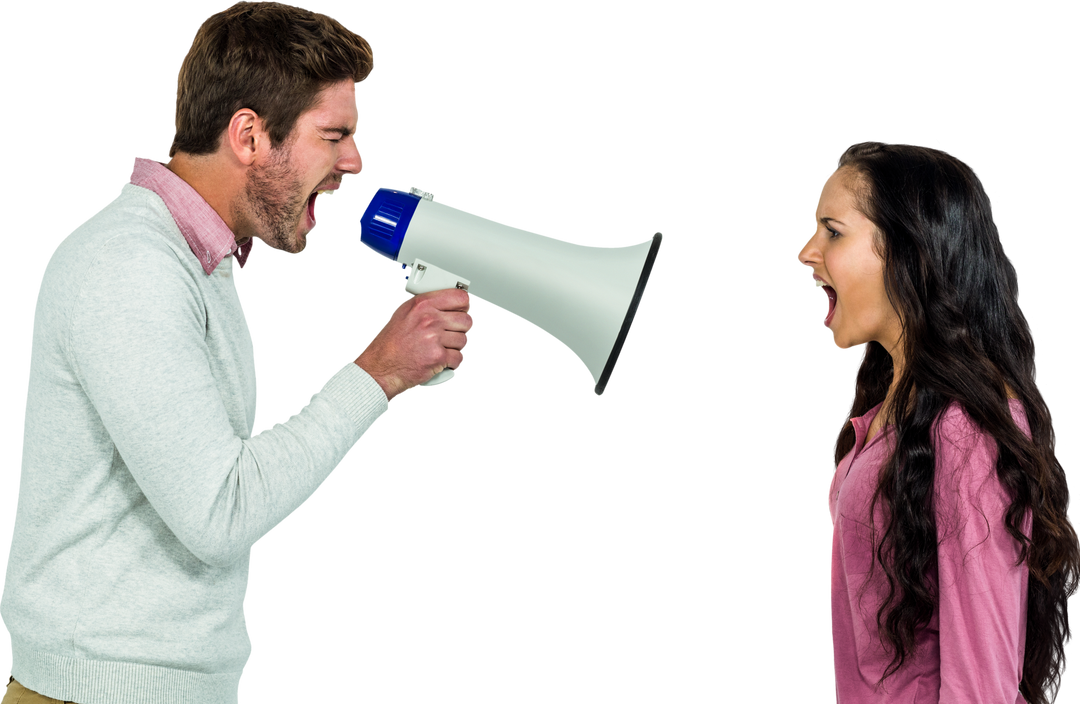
167, 153, 246, 242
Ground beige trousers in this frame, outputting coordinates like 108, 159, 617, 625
0, 678, 79, 704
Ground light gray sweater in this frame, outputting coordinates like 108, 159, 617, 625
2, 184, 387, 704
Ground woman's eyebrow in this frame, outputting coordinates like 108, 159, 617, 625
820, 216, 846, 227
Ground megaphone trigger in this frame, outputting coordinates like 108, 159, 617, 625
405, 259, 471, 296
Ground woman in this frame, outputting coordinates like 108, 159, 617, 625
798, 143, 1079, 703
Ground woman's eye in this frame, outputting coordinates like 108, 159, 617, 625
827, 227, 840, 239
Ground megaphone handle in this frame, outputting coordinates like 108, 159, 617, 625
405, 259, 470, 388
422, 369, 455, 386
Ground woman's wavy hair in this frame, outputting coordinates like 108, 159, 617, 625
170, 2, 373, 157
833, 142, 1079, 703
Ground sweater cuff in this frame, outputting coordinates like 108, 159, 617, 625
321, 363, 389, 436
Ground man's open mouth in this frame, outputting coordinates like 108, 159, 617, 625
307, 188, 334, 226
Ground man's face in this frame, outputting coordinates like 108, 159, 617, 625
240, 80, 361, 253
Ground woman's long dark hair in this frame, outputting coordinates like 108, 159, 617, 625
833, 142, 1079, 703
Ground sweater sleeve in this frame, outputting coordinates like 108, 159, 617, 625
934, 409, 1027, 704
66, 237, 387, 568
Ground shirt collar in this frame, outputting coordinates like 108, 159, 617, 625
130, 158, 252, 275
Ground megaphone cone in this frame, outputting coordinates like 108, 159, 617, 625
361, 188, 660, 394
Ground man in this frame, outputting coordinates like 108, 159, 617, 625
1, 3, 470, 703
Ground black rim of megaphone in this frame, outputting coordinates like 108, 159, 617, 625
595, 232, 662, 395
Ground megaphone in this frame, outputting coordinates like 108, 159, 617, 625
360, 187, 661, 395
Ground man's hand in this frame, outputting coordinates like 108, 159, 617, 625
355, 289, 472, 401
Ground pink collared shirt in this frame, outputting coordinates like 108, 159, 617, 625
830, 400, 1029, 703
130, 158, 252, 274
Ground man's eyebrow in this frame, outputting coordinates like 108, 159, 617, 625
320, 126, 354, 137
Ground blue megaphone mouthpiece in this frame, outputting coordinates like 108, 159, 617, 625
354, 184, 421, 263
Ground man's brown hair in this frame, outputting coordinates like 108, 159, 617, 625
170, 2, 373, 157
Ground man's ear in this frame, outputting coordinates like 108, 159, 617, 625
225, 108, 267, 166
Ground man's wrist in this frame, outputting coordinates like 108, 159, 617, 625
356, 358, 399, 401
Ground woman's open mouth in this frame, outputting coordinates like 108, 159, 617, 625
822, 284, 837, 326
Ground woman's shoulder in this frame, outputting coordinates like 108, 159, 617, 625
931, 400, 1025, 501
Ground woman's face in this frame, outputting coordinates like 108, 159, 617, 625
799, 168, 903, 356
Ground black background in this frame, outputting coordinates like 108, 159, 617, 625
4, 2, 1075, 699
